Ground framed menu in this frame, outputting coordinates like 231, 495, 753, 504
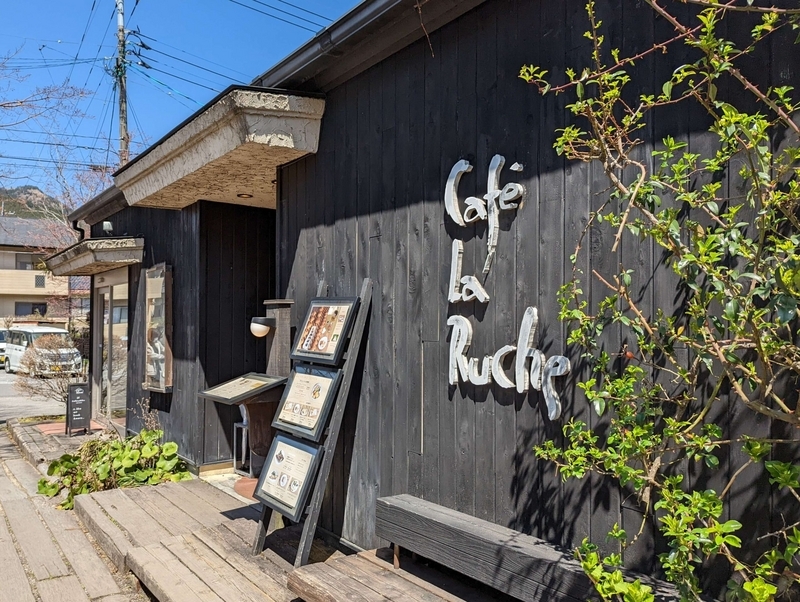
253, 434, 322, 522
272, 364, 341, 442
290, 297, 359, 366
199, 373, 287, 405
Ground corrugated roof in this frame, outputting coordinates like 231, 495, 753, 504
0, 217, 77, 250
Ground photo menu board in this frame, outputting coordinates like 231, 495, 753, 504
272, 364, 342, 442
254, 433, 322, 522
290, 298, 359, 366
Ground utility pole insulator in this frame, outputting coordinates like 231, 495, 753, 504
116, 0, 129, 167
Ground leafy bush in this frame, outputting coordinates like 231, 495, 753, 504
38, 429, 191, 509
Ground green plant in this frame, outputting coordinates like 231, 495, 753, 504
522, 1, 800, 600
38, 429, 191, 509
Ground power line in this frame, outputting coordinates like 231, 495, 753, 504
134, 52, 231, 88
0, 154, 112, 168
68, 0, 99, 84
128, 66, 197, 108
134, 62, 221, 93
2, 58, 102, 70
225, 0, 317, 33
82, 7, 117, 88
246, 0, 326, 28
130, 31, 250, 78
0, 162, 112, 173
131, 39, 244, 83
0, 138, 107, 152
0, 128, 116, 141
127, 72, 195, 110
0, 31, 114, 47
269, 0, 332, 22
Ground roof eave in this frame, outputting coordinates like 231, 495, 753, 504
253, 0, 487, 92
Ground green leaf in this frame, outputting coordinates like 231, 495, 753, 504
141, 442, 160, 460
121, 449, 141, 469
161, 442, 179, 458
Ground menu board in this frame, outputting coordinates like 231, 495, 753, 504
66, 383, 91, 435
290, 298, 359, 366
253, 434, 322, 522
272, 365, 341, 442
199, 373, 286, 405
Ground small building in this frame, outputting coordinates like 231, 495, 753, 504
46, 0, 800, 593
0, 216, 72, 319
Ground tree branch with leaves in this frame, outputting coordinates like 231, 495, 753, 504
522, 1, 800, 600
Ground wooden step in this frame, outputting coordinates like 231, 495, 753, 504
74, 493, 133, 572
34, 497, 121, 599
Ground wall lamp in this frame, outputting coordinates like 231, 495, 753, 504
250, 316, 277, 338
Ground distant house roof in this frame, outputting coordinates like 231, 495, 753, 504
69, 276, 91, 291
0, 217, 76, 250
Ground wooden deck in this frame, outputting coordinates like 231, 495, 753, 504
289, 548, 518, 602
75, 479, 344, 602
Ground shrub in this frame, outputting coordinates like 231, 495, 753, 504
38, 429, 191, 509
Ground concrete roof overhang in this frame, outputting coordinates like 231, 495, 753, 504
45, 237, 145, 276
112, 86, 325, 210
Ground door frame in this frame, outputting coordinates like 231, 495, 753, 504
91, 267, 129, 423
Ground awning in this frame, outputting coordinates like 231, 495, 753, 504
112, 86, 325, 210
45, 237, 144, 276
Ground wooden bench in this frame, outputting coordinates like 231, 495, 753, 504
376, 494, 679, 602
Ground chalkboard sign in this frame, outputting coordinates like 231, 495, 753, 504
66, 383, 91, 436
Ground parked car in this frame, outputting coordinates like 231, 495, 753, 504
0, 329, 7, 367
4, 326, 82, 376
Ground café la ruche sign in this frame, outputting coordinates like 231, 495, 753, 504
445, 154, 570, 420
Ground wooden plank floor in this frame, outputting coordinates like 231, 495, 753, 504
76, 480, 346, 602
0, 429, 144, 602
289, 548, 519, 602
77, 482, 505, 602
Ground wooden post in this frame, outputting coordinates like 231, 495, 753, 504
263, 300, 293, 377
251, 505, 270, 555
393, 544, 401, 569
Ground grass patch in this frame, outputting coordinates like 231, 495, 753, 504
19, 415, 66, 424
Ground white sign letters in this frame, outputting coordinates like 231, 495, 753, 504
445, 155, 570, 420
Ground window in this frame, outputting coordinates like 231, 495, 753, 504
0, 331, 5, 343
112, 306, 128, 324
71, 297, 90, 316
35, 275, 45, 288
15, 302, 47, 316
15, 253, 45, 270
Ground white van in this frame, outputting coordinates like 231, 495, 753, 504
4, 326, 83, 376
0, 328, 7, 367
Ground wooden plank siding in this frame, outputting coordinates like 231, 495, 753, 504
91, 201, 275, 467
273, 0, 796, 580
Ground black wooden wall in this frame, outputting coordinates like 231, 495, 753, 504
276, 0, 800, 588
92, 201, 276, 467
199, 201, 276, 464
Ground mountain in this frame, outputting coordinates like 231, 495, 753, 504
0, 186, 63, 219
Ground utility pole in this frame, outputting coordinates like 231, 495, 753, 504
115, 0, 129, 166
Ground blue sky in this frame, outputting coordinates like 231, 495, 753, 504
0, 0, 358, 197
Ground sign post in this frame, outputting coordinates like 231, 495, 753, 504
66, 383, 91, 436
